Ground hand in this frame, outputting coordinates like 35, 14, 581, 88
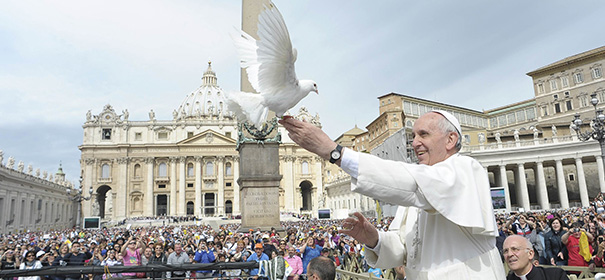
278, 118, 337, 161
550, 257, 556, 266
338, 212, 379, 248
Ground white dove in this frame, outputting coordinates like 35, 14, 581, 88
226, 1, 318, 128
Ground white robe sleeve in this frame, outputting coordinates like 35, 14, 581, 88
351, 152, 497, 237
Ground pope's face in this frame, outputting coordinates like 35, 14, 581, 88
412, 113, 455, 165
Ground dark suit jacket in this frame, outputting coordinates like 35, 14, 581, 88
507, 265, 569, 280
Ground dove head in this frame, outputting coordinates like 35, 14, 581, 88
300, 80, 319, 95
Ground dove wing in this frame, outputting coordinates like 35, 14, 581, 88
232, 2, 297, 95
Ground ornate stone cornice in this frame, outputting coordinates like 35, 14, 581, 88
116, 158, 129, 164
84, 158, 95, 165
178, 156, 187, 163
144, 157, 155, 164
281, 155, 295, 162
194, 156, 203, 163
216, 156, 225, 163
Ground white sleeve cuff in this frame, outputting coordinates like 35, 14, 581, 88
365, 232, 382, 253
340, 147, 359, 179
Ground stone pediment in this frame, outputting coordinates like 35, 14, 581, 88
177, 129, 236, 146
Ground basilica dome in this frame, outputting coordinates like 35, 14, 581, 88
174, 62, 232, 120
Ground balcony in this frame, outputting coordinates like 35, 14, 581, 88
98, 177, 112, 183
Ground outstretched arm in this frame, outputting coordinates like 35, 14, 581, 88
279, 118, 339, 165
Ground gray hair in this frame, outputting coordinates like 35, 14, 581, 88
435, 115, 462, 151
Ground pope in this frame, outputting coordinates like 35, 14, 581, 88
279, 110, 506, 279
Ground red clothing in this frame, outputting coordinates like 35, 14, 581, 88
566, 235, 592, 267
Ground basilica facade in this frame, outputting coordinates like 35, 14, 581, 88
79, 63, 324, 221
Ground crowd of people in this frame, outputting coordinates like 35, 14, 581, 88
0, 216, 393, 280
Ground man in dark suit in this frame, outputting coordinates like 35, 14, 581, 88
504, 235, 569, 280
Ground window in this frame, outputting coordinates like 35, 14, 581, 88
225, 162, 232, 176
541, 105, 548, 116
507, 113, 515, 124
553, 94, 559, 100
186, 202, 194, 215
187, 183, 193, 188
564, 91, 570, 97
537, 83, 545, 93
568, 173, 575, 181
187, 132, 194, 138
550, 80, 558, 91
554, 103, 561, 113
526, 108, 536, 120
593, 68, 602, 79
575, 73, 583, 84
135, 132, 142, 141
302, 161, 309, 174
187, 163, 194, 177
101, 164, 110, 178
498, 115, 507, 126
134, 164, 141, 178
516, 110, 525, 122
102, 129, 111, 140
566, 100, 573, 110
226, 182, 232, 187
403, 101, 411, 114
158, 132, 168, 140
225, 132, 231, 138
205, 162, 214, 175
561, 76, 569, 88
158, 163, 167, 177
158, 184, 166, 189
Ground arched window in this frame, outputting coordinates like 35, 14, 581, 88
187, 163, 194, 177
302, 161, 309, 174
225, 162, 232, 176
133, 164, 141, 178
101, 164, 110, 178
186, 201, 194, 215
158, 163, 167, 177
206, 162, 214, 175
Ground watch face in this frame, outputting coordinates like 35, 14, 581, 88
331, 151, 341, 159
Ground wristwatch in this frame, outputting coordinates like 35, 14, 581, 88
329, 144, 343, 164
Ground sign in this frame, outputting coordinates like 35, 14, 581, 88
318, 208, 331, 219
83, 217, 101, 229
491, 188, 506, 210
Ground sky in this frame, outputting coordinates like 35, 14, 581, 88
1, 0, 604, 185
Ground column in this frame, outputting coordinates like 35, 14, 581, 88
170, 158, 177, 215
116, 158, 128, 219
516, 163, 530, 211
499, 165, 511, 212
596, 156, 605, 193
282, 155, 295, 212
575, 158, 589, 207
233, 157, 240, 215
314, 156, 323, 211
82, 159, 95, 221
555, 159, 569, 209
535, 161, 550, 210
145, 157, 154, 216
194, 156, 202, 217
178, 157, 186, 216
217, 156, 225, 216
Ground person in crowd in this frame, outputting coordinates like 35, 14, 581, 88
506, 214, 535, 238
193, 239, 215, 278
503, 235, 568, 279
306, 256, 335, 280
262, 237, 278, 259
544, 217, 568, 266
300, 236, 322, 275
147, 244, 167, 279
562, 222, 594, 273
18, 251, 43, 280
167, 242, 190, 279
280, 111, 505, 279
141, 247, 153, 265
63, 242, 93, 280
1, 249, 20, 280
120, 236, 145, 278
284, 246, 302, 280
247, 243, 269, 280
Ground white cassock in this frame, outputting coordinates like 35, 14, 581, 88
341, 150, 505, 280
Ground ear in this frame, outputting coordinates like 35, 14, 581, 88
445, 132, 458, 151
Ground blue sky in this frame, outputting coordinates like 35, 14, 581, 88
1, 0, 604, 185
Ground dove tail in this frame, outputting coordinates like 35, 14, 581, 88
225, 91, 268, 128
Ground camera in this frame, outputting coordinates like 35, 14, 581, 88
573, 228, 580, 233
599, 237, 604, 243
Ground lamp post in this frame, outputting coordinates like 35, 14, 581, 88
571, 93, 605, 176
67, 176, 93, 228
